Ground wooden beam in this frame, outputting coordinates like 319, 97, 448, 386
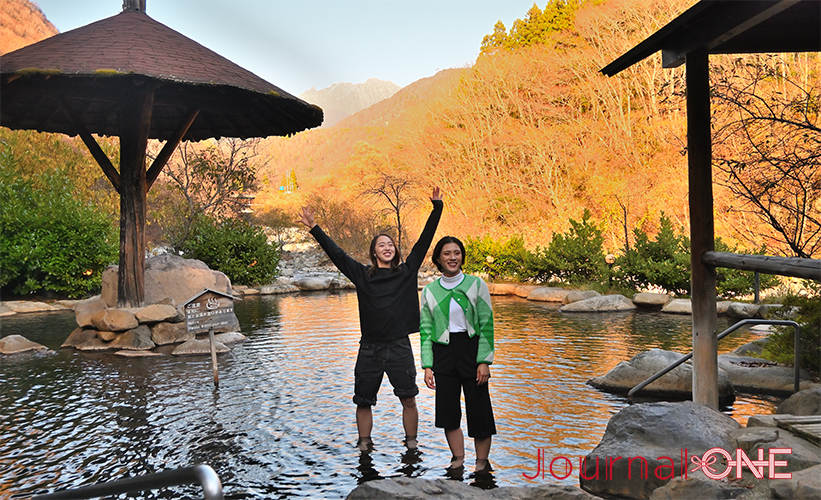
687, 49, 719, 410
116, 89, 154, 308
59, 97, 121, 194
146, 108, 199, 191
702, 252, 821, 281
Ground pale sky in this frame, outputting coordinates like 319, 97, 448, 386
32, 0, 539, 96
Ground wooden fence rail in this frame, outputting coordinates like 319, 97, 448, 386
701, 251, 821, 281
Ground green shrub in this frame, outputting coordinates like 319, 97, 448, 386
463, 235, 532, 282
617, 214, 691, 295
617, 214, 780, 297
0, 162, 118, 298
177, 216, 279, 286
762, 281, 820, 374
529, 209, 607, 284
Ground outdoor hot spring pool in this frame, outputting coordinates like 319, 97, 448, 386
0, 291, 781, 499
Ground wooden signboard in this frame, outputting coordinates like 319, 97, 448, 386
181, 288, 237, 388
183, 289, 235, 334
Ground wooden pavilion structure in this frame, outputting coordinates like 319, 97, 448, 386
0, 0, 322, 307
601, 0, 821, 409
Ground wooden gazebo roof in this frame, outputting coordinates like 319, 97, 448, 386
0, 4, 323, 308
601, 0, 821, 409
1, 10, 322, 141
602, 0, 821, 75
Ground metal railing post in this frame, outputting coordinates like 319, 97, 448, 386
32, 464, 223, 500
628, 319, 802, 398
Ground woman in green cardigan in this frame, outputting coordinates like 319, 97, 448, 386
420, 236, 496, 473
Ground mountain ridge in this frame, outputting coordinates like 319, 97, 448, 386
299, 78, 402, 128
0, 0, 57, 54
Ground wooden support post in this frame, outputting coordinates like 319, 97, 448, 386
116, 90, 154, 308
687, 49, 718, 409
209, 327, 220, 387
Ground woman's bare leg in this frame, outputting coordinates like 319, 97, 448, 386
474, 436, 492, 471
445, 428, 465, 468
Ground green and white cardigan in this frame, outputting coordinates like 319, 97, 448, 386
419, 274, 494, 369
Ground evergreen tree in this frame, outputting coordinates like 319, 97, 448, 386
480, 20, 508, 55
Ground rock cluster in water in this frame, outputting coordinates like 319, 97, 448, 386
577, 394, 821, 500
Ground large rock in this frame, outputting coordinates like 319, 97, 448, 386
648, 473, 749, 500
346, 477, 600, 500
718, 354, 817, 395
588, 349, 735, 403
2, 301, 61, 313
0, 335, 48, 354
632, 292, 673, 309
294, 276, 332, 291
258, 283, 300, 294
661, 299, 692, 315
72, 332, 113, 351
214, 331, 247, 344
757, 303, 785, 319
527, 287, 572, 302
515, 285, 540, 298
770, 464, 821, 500
732, 339, 768, 357
716, 300, 732, 315
331, 277, 355, 289
727, 302, 760, 319
563, 290, 600, 304
151, 321, 194, 345
777, 387, 821, 416
486, 283, 518, 296
101, 253, 232, 307
171, 338, 230, 356
560, 294, 636, 313
91, 309, 139, 332
134, 304, 180, 324
109, 325, 155, 351
115, 350, 164, 358
732, 426, 821, 474
61, 327, 99, 348
580, 401, 740, 500
74, 296, 107, 327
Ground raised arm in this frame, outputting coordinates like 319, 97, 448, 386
405, 187, 444, 271
299, 206, 365, 284
299, 206, 316, 229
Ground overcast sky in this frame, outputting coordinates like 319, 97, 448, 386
33, 0, 539, 96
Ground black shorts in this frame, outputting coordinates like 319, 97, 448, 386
432, 332, 496, 439
353, 336, 418, 406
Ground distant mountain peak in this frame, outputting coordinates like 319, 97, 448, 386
299, 78, 402, 128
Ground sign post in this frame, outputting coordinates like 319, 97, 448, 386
208, 327, 219, 387
182, 289, 237, 387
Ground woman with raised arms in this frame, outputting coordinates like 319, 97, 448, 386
299, 187, 443, 451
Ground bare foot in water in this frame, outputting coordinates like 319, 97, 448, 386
356, 437, 373, 451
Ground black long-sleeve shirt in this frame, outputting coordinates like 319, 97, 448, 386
309, 199, 443, 344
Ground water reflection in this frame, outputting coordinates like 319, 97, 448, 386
0, 292, 778, 499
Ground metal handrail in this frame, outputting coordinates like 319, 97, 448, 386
32, 464, 223, 500
628, 319, 802, 398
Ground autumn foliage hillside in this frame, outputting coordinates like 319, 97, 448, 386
0, 0, 57, 54
257, 0, 820, 260
256, 0, 729, 254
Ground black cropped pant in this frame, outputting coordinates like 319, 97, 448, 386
432, 331, 496, 439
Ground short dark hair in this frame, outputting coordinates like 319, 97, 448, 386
432, 236, 465, 272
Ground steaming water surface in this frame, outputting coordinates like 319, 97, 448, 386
0, 292, 779, 499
